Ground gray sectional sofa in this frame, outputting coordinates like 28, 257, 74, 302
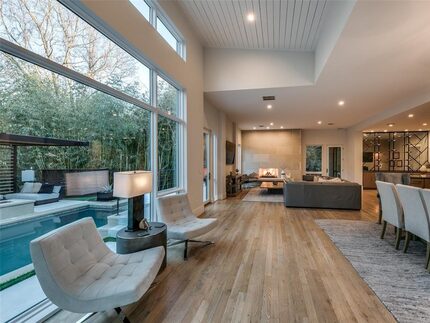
283, 181, 362, 210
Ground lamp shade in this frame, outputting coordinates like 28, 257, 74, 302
113, 171, 152, 198
22, 170, 35, 182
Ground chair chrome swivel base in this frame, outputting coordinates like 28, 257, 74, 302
76, 307, 130, 323
168, 239, 214, 260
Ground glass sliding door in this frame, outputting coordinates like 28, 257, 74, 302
328, 146, 342, 178
203, 130, 211, 204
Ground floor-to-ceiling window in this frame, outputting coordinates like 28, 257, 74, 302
0, 0, 186, 319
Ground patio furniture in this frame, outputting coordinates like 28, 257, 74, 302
396, 185, 430, 270
5, 182, 61, 205
376, 181, 404, 249
157, 193, 217, 260
0, 199, 34, 220
30, 217, 164, 321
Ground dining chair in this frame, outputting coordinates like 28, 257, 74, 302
376, 181, 404, 249
417, 188, 430, 270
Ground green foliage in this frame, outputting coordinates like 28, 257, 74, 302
306, 146, 322, 172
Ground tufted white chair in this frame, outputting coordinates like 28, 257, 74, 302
420, 189, 430, 270
397, 185, 430, 270
376, 181, 404, 249
30, 217, 164, 321
157, 193, 217, 260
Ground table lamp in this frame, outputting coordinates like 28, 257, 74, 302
113, 171, 152, 231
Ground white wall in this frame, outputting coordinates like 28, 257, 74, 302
204, 48, 314, 92
204, 99, 236, 200
81, 0, 205, 214
301, 129, 347, 177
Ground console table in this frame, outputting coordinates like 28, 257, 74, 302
116, 222, 167, 272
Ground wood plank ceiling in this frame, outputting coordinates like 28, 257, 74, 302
178, 0, 327, 50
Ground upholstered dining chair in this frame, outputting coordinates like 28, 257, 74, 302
30, 218, 165, 322
397, 186, 430, 270
376, 181, 404, 249
157, 193, 218, 260
420, 189, 430, 270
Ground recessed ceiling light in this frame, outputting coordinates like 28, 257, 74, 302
404, 129, 408, 132
370, 130, 374, 132
266, 126, 270, 129
246, 13, 255, 22
408, 114, 414, 118
317, 121, 322, 125
253, 126, 256, 130
270, 122, 274, 126
419, 129, 423, 131
280, 126, 284, 129
338, 100, 345, 106
423, 123, 428, 126
388, 123, 394, 127
267, 104, 272, 109
384, 129, 387, 132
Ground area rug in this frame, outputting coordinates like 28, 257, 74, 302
242, 188, 283, 203
316, 219, 430, 323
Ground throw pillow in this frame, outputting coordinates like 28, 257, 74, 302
39, 184, 54, 193
52, 186, 62, 194
21, 182, 34, 193
32, 182, 42, 193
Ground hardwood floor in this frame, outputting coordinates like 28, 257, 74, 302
49, 190, 395, 323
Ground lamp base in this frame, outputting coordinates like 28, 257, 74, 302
125, 195, 145, 232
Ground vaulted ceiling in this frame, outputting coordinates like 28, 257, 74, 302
178, 0, 430, 132
178, 0, 327, 50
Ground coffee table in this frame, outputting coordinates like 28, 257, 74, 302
260, 181, 284, 193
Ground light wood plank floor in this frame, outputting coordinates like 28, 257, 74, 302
49, 190, 395, 323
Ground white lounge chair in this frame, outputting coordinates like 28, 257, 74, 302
30, 217, 164, 322
157, 193, 217, 260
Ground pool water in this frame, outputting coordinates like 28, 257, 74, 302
0, 207, 113, 276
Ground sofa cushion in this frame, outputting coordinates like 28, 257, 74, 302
52, 186, 62, 194
21, 182, 34, 193
32, 182, 42, 193
39, 184, 54, 193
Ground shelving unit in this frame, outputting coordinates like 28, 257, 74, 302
363, 131, 429, 172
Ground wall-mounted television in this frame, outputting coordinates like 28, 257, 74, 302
226, 141, 235, 165
363, 152, 373, 163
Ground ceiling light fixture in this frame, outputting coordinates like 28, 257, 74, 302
246, 13, 255, 22
384, 129, 387, 132
419, 129, 423, 131
405, 129, 408, 132
280, 126, 284, 129
338, 100, 345, 106
423, 123, 428, 126
408, 114, 414, 118
266, 126, 270, 129
253, 126, 256, 130
388, 123, 394, 127
270, 122, 274, 126
370, 130, 374, 132
267, 104, 272, 109
317, 121, 322, 125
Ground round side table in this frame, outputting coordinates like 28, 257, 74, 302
116, 222, 167, 272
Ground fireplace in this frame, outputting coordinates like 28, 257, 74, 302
258, 168, 279, 178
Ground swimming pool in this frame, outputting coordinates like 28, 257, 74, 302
0, 207, 114, 276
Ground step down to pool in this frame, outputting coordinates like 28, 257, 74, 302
98, 213, 128, 238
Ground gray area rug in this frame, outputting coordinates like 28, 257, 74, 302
316, 219, 430, 323
242, 188, 283, 203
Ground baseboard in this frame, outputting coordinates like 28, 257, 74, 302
193, 205, 205, 216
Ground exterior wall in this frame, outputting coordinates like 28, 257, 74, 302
241, 130, 302, 180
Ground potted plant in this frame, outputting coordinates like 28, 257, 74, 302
97, 185, 114, 201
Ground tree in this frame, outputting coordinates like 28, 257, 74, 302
0, 0, 186, 188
